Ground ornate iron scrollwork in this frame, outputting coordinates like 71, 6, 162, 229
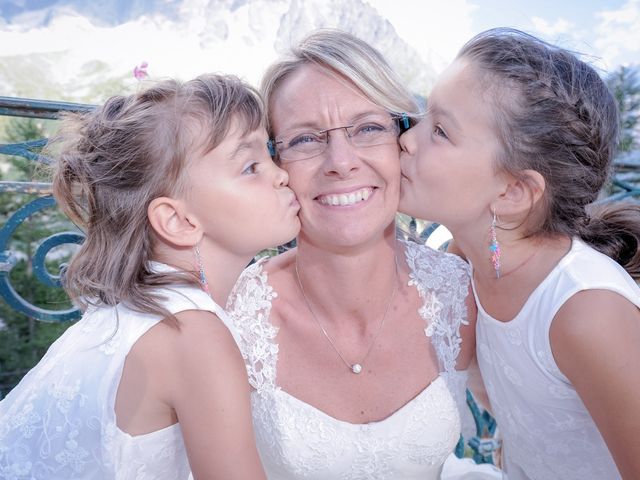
0, 195, 83, 322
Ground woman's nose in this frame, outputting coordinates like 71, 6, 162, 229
323, 129, 360, 177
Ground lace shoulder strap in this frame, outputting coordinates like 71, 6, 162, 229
403, 240, 471, 374
226, 257, 279, 393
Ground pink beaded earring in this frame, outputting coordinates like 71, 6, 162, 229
194, 245, 210, 294
489, 210, 501, 278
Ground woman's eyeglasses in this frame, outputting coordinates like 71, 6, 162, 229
268, 113, 411, 163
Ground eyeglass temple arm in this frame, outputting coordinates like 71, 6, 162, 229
397, 113, 411, 133
267, 139, 277, 158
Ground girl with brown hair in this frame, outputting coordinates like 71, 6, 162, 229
400, 28, 640, 480
0, 73, 300, 479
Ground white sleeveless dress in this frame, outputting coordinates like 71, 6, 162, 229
0, 274, 234, 480
475, 237, 640, 480
227, 241, 502, 480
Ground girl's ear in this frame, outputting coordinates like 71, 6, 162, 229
147, 197, 202, 247
494, 169, 546, 217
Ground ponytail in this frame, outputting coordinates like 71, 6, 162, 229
581, 202, 640, 280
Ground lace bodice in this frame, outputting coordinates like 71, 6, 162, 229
0, 279, 232, 480
475, 238, 640, 480
226, 241, 473, 479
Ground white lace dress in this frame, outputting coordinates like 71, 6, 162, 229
0, 279, 234, 480
227, 241, 501, 480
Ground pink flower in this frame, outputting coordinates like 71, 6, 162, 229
133, 61, 149, 80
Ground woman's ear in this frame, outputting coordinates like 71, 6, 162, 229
494, 169, 546, 216
147, 197, 202, 247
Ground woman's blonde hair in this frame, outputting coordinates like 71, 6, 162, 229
51, 74, 264, 317
261, 28, 421, 134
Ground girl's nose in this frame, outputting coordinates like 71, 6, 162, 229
274, 163, 289, 187
399, 128, 414, 154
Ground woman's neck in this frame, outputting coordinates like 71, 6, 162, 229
294, 232, 400, 326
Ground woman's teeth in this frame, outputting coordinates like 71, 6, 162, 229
318, 188, 372, 206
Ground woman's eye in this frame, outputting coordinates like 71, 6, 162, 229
289, 134, 321, 147
242, 161, 259, 175
355, 123, 385, 136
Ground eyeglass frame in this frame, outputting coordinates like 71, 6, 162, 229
267, 113, 412, 160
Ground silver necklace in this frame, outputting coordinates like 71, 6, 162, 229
294, 256, 398, 374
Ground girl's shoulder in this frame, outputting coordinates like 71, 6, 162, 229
154, 283, 225, 317
557, 238, 640, 304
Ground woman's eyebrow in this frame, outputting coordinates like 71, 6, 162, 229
277, 110, 390, 135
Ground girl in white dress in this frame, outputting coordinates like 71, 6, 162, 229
399, 28, 640, 479
0, 74, 300, 479
226, 29, 502, 480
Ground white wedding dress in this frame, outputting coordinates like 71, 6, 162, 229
227, 241, 503, 480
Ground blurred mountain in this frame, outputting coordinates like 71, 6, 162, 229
0, 0, 181, 26
0, 0, 437, 102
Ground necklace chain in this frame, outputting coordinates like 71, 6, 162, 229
496, 248, 540, 280
294, 255, 398, 374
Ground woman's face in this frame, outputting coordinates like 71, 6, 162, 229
398, 58, 505, 234
269, 64, 401, 249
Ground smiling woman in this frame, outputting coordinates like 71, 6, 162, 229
225, 28, 502, 480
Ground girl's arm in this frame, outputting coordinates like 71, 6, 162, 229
551, 289, 640, 479
168, 310, 266, 480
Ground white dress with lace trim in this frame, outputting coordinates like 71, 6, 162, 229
227, 241, 501, 479
0, 278, 234, 480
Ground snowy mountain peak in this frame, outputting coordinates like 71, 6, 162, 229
0, 0, 437, 102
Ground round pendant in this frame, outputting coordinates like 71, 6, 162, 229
351, 363, 362, 374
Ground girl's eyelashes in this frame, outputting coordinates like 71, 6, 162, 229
433, 124, 448, 140
241, 161, 259, 175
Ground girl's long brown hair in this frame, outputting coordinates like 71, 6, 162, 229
459, 28, 640, 278
51, 74, 264, 317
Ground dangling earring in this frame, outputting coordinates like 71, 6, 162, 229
489, 210, 501, 279
194, 244, 210, 294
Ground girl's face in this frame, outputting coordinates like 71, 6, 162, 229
186, 118, 300, 256
398, 59, 505, 234
269, 64, 401, 249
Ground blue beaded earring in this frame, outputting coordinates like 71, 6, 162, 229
194, 245, 210, 295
